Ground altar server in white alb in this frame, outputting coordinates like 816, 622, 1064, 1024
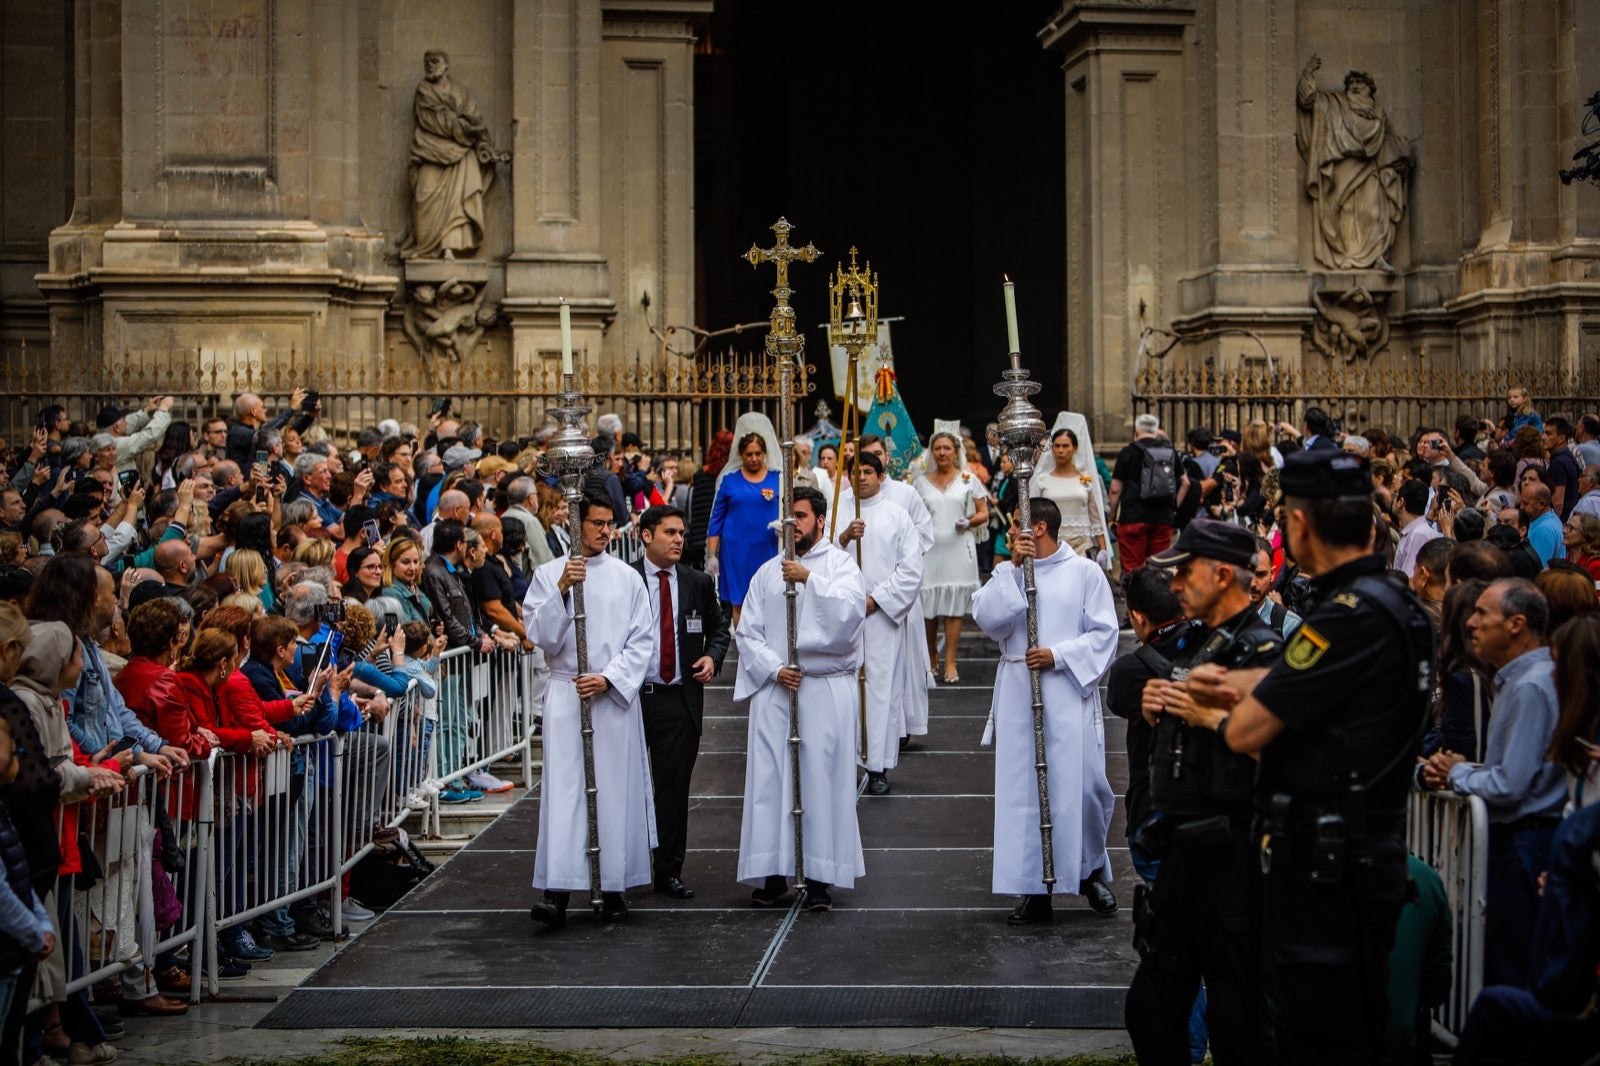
523, 493, 658, 927
973, 495, 1120, 925
836, 451, 924, 795
736, 486, 868, 912
834, 433, 935, 742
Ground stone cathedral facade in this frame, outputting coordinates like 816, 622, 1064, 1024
1041, 0, 1600, 443
0, 0, 706, 394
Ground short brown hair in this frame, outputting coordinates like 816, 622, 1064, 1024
249, 614, 299, 663
127, 598, 190, 658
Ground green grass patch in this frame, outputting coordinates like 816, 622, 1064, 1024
216, 1037, 1137, 1066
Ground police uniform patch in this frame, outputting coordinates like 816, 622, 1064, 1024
1284, 624, 1330, 670
1331, 592, 1361, 609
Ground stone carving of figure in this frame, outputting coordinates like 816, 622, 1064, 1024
402, 50, 509, 260
1296, 55, 1410, 272
403, 280, 496, 371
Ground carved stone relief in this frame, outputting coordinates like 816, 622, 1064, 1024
1295, 55, 1410, 272
401, 50, 511, 261
401, 278, 498, 372
1310, 285, 1390, 363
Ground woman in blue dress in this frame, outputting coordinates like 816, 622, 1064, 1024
705, 429, 780, 622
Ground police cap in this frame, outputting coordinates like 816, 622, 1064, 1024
1148, 518, 1259, 569
1278, 450, 1373, 499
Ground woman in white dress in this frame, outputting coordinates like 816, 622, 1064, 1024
1034, 418, 1110, 566
914, 431, 989, 683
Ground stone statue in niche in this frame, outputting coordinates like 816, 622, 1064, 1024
401, 50, 511, 260
1296, 56, 1411, 272
1310, 286, 1390, 363
402, 279, 497, 371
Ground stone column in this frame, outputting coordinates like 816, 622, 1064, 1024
36, 0, 395, 388
599, 0, 708, 423
1040, 3, 1196, 446
502, 0, 615, 418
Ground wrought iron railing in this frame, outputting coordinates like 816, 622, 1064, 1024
1130, 357, 1600, 445
0, 340, 811, 462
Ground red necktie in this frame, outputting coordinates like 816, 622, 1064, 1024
657, 570, 676, 683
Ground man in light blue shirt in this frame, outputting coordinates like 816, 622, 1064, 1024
1520, 483, 1563, 567
1424, 578, 1565, 986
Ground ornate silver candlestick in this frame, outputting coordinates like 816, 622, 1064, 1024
993, 349, 1055, 892
535, 374, 604, 914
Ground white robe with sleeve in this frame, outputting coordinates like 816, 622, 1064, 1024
972, 546, 1119, 895
834, 478, 935, 737
522, 550, 658, 892
735, 538, 868, 888
837, 492, 924, 772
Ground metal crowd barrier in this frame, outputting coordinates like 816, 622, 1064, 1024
608, 525, 644, 563
415, 646, 540, 837
58, 753, 215, 1005
203, 733, 341, 997
57, 648, 543, 1002
1405, 788, 1490, 1044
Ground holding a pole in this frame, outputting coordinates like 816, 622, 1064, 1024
973, 277, 1122, 926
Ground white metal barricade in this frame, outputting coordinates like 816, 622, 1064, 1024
203, 734, 341, 996
417, 646, 540, 835
608, 525, 643, 563
60, 753, 214, 1004
1405, 788, 1489, 1043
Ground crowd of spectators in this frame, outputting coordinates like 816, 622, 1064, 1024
1103, 389, 1600, 1064
0, 388, 734, 1064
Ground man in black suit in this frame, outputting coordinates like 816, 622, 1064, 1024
633, 504, 731, 899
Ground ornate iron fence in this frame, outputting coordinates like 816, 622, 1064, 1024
0, 340, 810, 462
1130, 357, 1600, 445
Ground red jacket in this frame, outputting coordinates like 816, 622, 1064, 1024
114, 656, 186, 746
218, 670, 292, 733
171, 672, 254, 756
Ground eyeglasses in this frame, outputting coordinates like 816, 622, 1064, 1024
584, 519, 616, 530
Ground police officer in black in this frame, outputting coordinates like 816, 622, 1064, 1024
1127, 520, 1284, 1065
1160, 451, 1434, 1065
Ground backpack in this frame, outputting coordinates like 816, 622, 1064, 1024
349, 828, 435, 909
1136, 440, 1179, 503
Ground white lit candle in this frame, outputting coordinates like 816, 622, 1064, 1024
559, 300, 573, 376
1003, 276, 1020, 354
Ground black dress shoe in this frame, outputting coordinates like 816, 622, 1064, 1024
1081, 878, 1118, 916
802, 880, 832, 912
529, 891, 569, 927
600, 892, 629, 921
866, 772, 891, 796
654, 876, 695, 899
1007, 894, 1053, 926
751, 874, 790, 907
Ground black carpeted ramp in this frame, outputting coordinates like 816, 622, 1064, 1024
259, 628, 1138, 1030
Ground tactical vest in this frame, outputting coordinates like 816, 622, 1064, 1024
1276, 572, 1436, 815
1148, 610, 1284, 819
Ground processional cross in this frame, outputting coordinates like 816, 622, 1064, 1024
745, 217, 821, 354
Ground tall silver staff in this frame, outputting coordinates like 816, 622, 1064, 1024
535, 300, 604, 914
993, 278, 1055, 891
745, 218, 820, 891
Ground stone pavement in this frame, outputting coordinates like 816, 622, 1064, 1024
110, 625, 1139, 1062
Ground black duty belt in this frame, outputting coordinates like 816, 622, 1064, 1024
640, 682, 684, 697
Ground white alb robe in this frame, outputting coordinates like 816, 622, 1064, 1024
972, 546, 1118, 895
522, 550, 658, 892
835, 478, 935, 736
735, 538, 868, 888
837, 492, 924, 772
